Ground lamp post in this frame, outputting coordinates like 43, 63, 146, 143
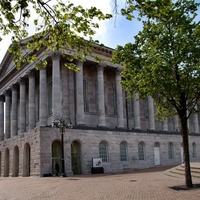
52, 118, 73, 177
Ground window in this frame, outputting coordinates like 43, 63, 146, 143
120, 142, 127, 161
154, 142, 160, 147
138, 142, 145, 161
192, 143, 196, 158
99, 142, 108, 162
168, 142, 174, 159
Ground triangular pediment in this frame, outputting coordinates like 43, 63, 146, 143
0, 50, 15, 80
0, 44, 38, 80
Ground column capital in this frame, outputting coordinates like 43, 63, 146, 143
97, 62, 106, 72
11, 84, 18, 91
17, 77, 26, 84
4, 89, 11, 96
51, 52, 61, 61
117, 66, 123, 72
76, 60, 83, 67
0, 95, 4, 101
26, 69, 35, 77
40, 66, 46, 71
116, 67, 123, 76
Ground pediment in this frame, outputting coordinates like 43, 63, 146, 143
0, 51, 15, 80
0, 45, 37, 80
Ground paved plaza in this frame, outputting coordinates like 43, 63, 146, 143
0, 167, 200, 200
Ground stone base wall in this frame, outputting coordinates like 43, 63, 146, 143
39, 128, 200, 176
1, 127, 200, 177
0, 128, 41, 177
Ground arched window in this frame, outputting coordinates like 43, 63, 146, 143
138, 142, 145, 161
99, 142, 108, 162
154, 142, 160, 147
168, 142, 174, 159
120, 142, 127, 161
192, 142, 196, 158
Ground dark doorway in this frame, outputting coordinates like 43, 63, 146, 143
71, 141, 81, 174
4, 148, 9, 177
23, 143, 31, 177
52, 140, 62, 176
13, 146, 19, 177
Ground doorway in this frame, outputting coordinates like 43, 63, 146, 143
23, 143, 31, 177
154, 142, 160, 166
52, 140, 62, 176
4, 148, 9, 177
0, 151, 1, 176
71, 141, 81, 174
181, 144, 184, 163
13, 146, 19, 177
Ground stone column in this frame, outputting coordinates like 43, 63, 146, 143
5, 91, 11, 139
133, 94, 141, 129
39, 67, 47, 126
162, 120, 168, 131
97, 63, 106, 127
174, 116, 179, 131
52, 54, 62, 121
19, 78, 26, 133
116, 67, 124, 128
61, 63, 69, 120
11, 85, 18, 136
28, 71, 36, 130
148, 96, 155, 130
75, 61, 85, 126
194, 106, 199, 133
0, 96, 4, 141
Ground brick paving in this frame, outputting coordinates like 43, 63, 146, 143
0, 167, 200, 200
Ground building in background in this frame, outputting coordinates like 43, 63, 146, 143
0, 40, 199, 177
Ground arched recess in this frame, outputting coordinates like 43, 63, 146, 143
52, 140, 62, 176
154, 142, 160, 166
13, 146, 19, 177
71, 141, 81, 175
4, 148, 9, 177
23, 143, 31, 177
0, 151, 1, 176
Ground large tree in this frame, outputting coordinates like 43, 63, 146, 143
0, 0, 111, 69
113, 0, 200, 188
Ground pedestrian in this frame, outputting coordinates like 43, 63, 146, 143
55, 162, 59, 176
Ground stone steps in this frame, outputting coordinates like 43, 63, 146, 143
165, 162, 200, 180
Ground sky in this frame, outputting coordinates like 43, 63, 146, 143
0, 0, 142, 62
0, 0, 200, 62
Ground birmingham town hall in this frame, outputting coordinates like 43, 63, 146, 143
0, 39, 200, 177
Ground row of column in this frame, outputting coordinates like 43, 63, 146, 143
75, 62, 125, 128
0, 55, 199, 142
0, 68, 44, 141
75, 62, 155, 130
0, 54, 58, 141
75, 61, 199, 133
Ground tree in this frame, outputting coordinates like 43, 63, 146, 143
0, 0, 112, 69
113, 0, 200, 188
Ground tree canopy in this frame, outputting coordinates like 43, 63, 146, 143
113, 0, 200, 188
0, 0, 112, 69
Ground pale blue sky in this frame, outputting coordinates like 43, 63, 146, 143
0, 0, 200, 62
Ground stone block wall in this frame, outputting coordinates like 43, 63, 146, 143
0, 128, 40, 177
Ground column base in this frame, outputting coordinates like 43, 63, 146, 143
66, 170, 74, 176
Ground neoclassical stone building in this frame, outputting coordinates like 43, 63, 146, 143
0, 42, 199, 177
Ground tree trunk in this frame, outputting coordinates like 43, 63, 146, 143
180, 113, 193, 188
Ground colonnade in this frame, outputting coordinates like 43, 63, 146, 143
0, 54, 199, 142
